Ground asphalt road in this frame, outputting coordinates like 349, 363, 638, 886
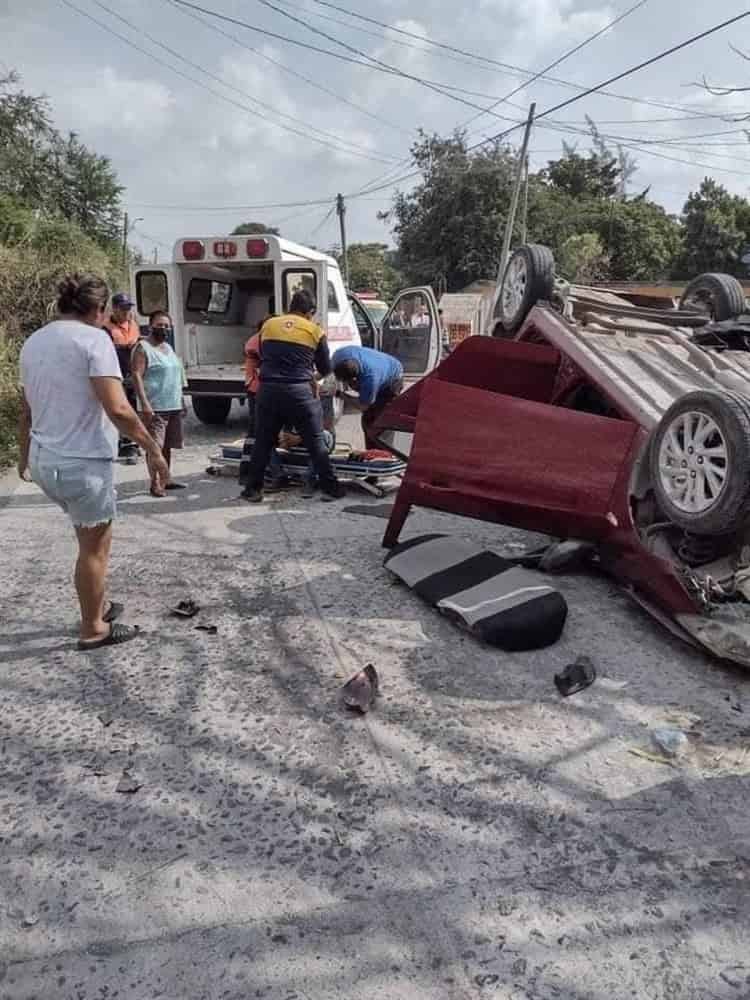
1, 403, 750, 1000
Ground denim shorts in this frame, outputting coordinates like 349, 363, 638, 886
30, 441, 117, 528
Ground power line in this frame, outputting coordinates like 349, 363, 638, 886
305, 203, 337, 241
129, 197, 336, 211
85, 0, 397, 163
168, 0, 531, 106
59, 0, 397, 165
483, 10, 750, 145
462, 0, 650, 133
304, 0, 744, 124
270, 0, 508, 78
162, 0, 411, 135
251, 0, 521, 119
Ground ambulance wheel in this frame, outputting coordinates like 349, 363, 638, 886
192, 396, 232, 425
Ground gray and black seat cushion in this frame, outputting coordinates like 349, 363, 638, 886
384, 534, 567, 651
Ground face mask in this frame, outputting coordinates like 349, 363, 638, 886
152, 327, 170, 340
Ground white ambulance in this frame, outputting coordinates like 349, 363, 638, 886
131, 234, 367, 425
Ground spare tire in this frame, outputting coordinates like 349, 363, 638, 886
679, 273, 746, 321
650, 389, 750, 536
495, 244, 555, 336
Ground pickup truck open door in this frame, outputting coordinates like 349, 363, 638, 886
380, 286, 442, 381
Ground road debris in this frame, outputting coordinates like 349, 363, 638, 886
20, 914, 38, 928
628, 747, 675, 767
651, 728, 689, 758
116, 770, 143, 794
170, 599, 200, 618
539, 539, 596, 573
342, 503, 394, 519
554, 655, 596, 696
195, 624, 218, 635
342, 664, 379, 714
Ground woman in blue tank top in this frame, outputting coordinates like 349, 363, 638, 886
131, 310, 186, 497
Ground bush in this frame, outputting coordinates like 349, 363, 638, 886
0, 206, 126, 468
0, 327, 20, 469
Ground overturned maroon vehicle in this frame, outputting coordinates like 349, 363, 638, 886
372, 245, 750, 667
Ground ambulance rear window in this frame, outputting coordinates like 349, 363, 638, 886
186, 278, 232, 314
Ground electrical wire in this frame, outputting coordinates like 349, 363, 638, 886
86, 0, 398, 163
162, 0, 412, 135
482, 10, 750, 145
305, 203, 337, 241
168, 0, 532, 105
303, 0, 745, 124
461, 0, 650, 133
251, 0, 528, 119
129, 197, 336, 211
59, 0, 397, 164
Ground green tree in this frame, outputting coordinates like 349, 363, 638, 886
0, 72, 57, 211
386, 131, 516, 290
336, 242, 402, 298
541, 147, 619, 200
557, 232, 610, 283
52, 132, 123, 245
0, 74, 124, 249
231, 221, 280, 235
675, 178, 748, 277
586, 199, 681, 280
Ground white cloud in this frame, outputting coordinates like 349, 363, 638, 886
57, 67, 175, 135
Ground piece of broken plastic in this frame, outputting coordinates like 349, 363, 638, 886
554, 655, 596, 697
116, 770, 142, 794
171, 600, 200, 618
342, 664, 379, 713
651, 728, 688, 758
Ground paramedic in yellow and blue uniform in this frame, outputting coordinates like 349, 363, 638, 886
241, 289, 343, 503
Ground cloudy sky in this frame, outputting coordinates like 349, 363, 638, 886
2, 0, 750, 260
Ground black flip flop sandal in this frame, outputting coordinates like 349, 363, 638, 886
102, 601, 124, 623
77, 623, 141, 651
165, 482, 187, 490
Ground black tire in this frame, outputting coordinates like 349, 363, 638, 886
679, 273, 746, 322
192, 395, 232, 425
650, 389, 750, 536
495, 244, 555, 336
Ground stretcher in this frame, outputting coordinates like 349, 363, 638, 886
207, 442, 406, 498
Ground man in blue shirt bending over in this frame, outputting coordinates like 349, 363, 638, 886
333, 345, 404, 449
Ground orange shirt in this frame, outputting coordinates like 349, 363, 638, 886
244, 332, 261, 394
104, 317, 140, 348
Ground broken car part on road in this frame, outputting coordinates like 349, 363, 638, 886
384, 534, 568, 651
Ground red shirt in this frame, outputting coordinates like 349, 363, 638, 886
244, 333, 261, 394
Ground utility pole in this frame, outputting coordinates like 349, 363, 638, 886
496, 103, 536, 288
122, 211, 129, 267
520, 154, 530, 245
336, 193, 349, 289
153, 247, 158, 265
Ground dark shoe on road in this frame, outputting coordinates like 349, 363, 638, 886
165, 482, 187, 490
241, 489, 264, 504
